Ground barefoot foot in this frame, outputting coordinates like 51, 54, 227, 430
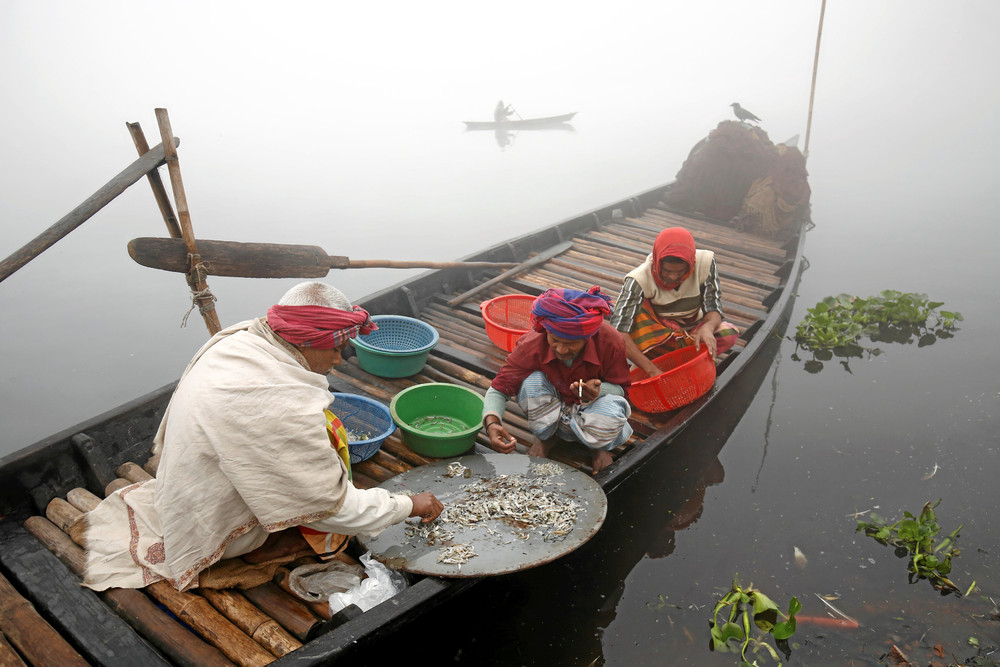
590, 450, 613, 475
527, 438, 557, 459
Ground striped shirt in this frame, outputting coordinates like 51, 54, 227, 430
610, 256, 724, 333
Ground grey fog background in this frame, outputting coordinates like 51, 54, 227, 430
2, 0, 998, 456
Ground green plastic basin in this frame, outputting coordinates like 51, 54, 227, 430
389, 383, 484, 458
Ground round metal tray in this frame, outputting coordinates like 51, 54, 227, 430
358, 453, 607, 578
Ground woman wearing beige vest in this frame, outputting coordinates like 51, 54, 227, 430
609, 227, 739, 377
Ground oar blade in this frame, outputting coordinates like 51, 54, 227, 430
128, 237, 331, 278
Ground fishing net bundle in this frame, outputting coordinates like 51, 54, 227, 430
661, 120, 811, 239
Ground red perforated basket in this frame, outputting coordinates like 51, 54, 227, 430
629, 345, 716, 412
480, 294, 535, 352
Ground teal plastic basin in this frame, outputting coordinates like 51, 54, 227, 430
351, 315, 439, 378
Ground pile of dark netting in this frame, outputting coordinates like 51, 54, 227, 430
662, 120, 811, 239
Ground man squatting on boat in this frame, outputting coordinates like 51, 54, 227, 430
83, 281, 443, 592
482, 287, 633, 475
609, 226, 739, 377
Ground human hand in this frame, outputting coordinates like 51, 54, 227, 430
639, 358, 662, 379
572, 378, 602, 403
694, 326, 717, 357
486, 421, 518, 454
408, 492, 444, 523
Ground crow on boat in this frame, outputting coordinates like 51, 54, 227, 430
730, 102, 761, 124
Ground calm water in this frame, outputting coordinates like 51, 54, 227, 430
2, 2, 999, 665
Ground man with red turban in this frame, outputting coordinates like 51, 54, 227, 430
482, 286, 632, 475
610, 227, 739, 377
84, 281, 443, 592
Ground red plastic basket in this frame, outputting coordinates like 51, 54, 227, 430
480, 294, 535, 352
629, 345, 716, 412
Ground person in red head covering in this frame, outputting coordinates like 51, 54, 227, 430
609, 227, 739, 377
83, 281, 443, 593
482, 287, 632, 475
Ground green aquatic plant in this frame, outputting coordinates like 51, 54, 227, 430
792, 291, 962, 373
856, 499, 962, 594
708, 575, 799, 666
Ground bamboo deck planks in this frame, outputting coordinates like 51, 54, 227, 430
12, 201, 795, 663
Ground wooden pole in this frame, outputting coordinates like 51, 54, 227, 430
145, 582, 275, 667
447, 241, 574, 306
52, 495, 277, 667
154, 108, 222, 336
0, 139, 178, 284
126, 122, 183, 239
803, 0, 827, 159
0, 630, 27, 667
22, 516, 237, 667
198, 589, 302, 657
0, 572, 89, 667
239, 582, 321, 642
56, 490, 298, 664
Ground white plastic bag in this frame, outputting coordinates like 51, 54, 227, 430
287, 561, 363, 603
328, 551, 408, 614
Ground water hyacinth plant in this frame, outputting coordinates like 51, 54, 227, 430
708, 575, 799, 666
856, 499, 962, 594
792, 291, 962, 373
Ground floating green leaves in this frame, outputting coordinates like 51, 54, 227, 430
709, 575, 799, 666
856, 499, 962, 594
792, 291, 962, 373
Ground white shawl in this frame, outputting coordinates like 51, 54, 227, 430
84, 318, 406, 591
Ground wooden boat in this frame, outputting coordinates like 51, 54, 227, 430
0, 121, 809, 666
463, 112, 577, 130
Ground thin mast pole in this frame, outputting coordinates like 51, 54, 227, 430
154, 108, 222, 336
803, 0, 827, 159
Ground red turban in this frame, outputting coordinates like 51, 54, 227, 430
267, 304, 377, 349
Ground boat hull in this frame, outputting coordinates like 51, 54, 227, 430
0, 148, 809, 666
463, 112, 577, 130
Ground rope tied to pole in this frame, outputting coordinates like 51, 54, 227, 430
180, 253, 218, 328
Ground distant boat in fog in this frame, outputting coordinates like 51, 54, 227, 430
463, 112, 577, 130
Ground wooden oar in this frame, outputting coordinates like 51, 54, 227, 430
128, 237, 520, 278
446, 240, 574, 306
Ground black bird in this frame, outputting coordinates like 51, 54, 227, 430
730, 102, 761, 124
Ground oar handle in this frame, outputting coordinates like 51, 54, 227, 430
334, 258, 518, 270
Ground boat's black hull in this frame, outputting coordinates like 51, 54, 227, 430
0, 172, 808, 665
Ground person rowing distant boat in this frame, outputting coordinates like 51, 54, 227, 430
494, 99, 515, 123
482, 287, 633, 475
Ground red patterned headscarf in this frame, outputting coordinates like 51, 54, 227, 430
652, 227, 696, 290
530, 286, 612, 340
267, 304, 377, 349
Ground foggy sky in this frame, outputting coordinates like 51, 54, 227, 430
2, 0, 999, 449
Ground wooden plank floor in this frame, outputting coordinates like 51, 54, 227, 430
10, 205, 794, 665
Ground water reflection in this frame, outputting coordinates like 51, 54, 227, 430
645, 457, 725, 559
487, 123, 577, 150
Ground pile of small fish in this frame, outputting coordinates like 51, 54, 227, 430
344, 428, 374, 442
437, 543, 476, 564
404, 462, 581, 565
444, 461, 471, 478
